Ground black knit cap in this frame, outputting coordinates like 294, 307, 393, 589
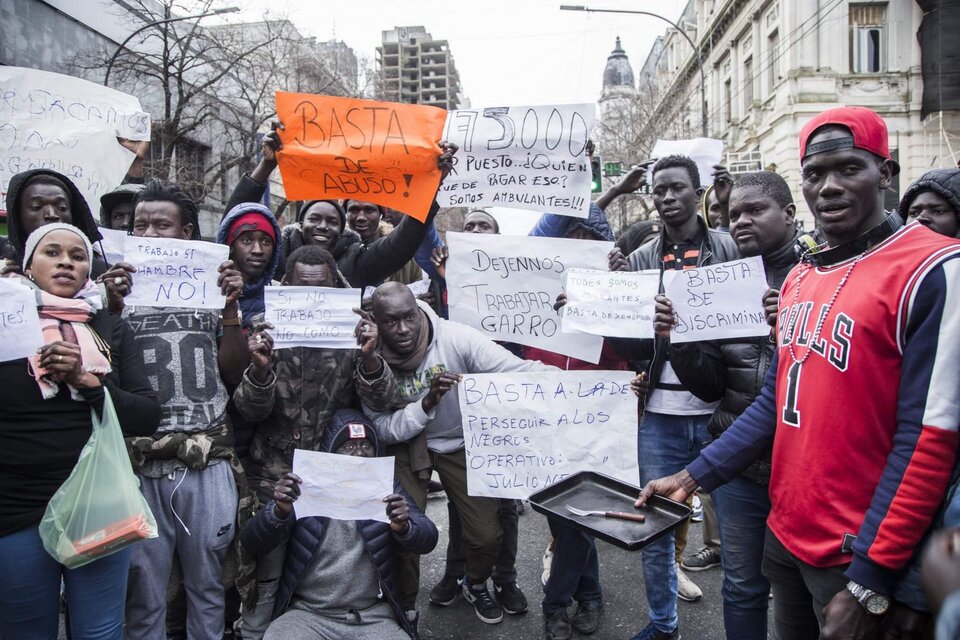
298, 200, 346, 231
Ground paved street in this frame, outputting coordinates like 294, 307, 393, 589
416, 492, 748, 640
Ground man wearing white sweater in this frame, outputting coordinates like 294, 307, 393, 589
358, 282, 552, 626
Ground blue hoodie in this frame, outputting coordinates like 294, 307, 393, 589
217, 202, 283, 322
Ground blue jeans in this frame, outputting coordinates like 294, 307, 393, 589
0, 524, 132, 639
542, 519, 602, 615
637, 411, 712, 633
712, 475, 772, 640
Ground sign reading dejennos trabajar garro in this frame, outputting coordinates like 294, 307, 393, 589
445, 232, 609, 363
458, 370, 640, 499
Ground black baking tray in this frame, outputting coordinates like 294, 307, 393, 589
528, 471, 692, 551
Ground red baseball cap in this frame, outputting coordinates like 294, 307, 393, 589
799, 106, 900, 175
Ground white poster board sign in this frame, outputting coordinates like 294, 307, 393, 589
662, 255, 769, 343
95, 227, 127, 265
459, 370, 640, 499
0, 66, 151, 216
446, 232, 609, 363
438, 104, 596, 217
124, 237, 228, 310
292, 449, 394, 522
0, 278, 44, 362
264, 286, 360, 349
562, 269, 660, 338
650, 138, 724, 187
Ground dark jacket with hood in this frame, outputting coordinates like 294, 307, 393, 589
667, 231, 802, 484
610, 215, 740, 398
226, 173, 438, 288
216, 202, 284, 321
898, 168, 960, 230
241, 409, 437, 638
3, 169, 107, 276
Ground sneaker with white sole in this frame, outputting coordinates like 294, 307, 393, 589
675, 564, 702, 602
494, 581, 528, 614
681, 546, 721, 572
462, 578, 504, 624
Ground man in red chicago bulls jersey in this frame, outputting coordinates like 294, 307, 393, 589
637, 106, 960, 640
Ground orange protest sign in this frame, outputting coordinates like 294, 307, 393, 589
275, 92, 447, 222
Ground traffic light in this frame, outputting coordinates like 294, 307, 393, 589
590, 155, 602, 193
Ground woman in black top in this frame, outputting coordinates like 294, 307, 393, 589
0, 223, 161, 639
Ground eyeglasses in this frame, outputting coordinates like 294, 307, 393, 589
339, 440, 374, 453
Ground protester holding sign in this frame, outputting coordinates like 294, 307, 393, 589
225, 124, 457, 287
653, 171, 801, 640
0, 224, 160, 638
231, 245, 398, 639
602, 155, 739, 639
360, 282, 553, 626
123, 179, 249, 640
242, 409, 438, 640
217, 202, 284, 324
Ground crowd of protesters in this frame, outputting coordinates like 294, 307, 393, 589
0, 101, 959, 640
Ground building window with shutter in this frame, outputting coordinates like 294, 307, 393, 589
850, 3, 887, 73
767, 30, 780, 90
743, 57, 754, 108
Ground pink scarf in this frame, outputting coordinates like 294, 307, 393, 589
14, 276, 112, 399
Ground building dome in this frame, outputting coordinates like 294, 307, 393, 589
603, 37, 634, 88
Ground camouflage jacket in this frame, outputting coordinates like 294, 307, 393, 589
233, 346, 397, 504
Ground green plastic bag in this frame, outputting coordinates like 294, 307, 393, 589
39, 388, 158, 568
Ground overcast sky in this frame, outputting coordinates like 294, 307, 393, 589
231, 0, 689, 233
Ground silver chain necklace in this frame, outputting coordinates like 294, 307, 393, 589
786, 253, 863, 365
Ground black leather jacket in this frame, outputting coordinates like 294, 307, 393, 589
668, 232, 802, 484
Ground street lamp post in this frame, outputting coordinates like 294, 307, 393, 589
560, 4, 709, 138
103, 6, 240, 87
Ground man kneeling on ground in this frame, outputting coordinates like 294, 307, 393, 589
241, 409, 438, 640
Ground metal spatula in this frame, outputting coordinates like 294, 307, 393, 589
566, 505, 646, 523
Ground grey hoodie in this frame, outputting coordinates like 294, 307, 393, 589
360, 300, 554, 453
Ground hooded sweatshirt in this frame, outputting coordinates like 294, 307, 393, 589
4, 169, 105, 274
216, 202, 283, 321
898, 168, 960, 228
360, 300, 554, 453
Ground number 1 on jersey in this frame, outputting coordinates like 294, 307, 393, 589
782, 361, 802, 427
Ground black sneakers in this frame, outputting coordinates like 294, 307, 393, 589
494, 581, 528, 615
681, 545, 721, 572
428, 574, 461, 607
461, 578, 504, 624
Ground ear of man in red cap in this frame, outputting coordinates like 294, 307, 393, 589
638, 104, 960, 640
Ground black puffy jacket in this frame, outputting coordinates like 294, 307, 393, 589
667, 233, 801, 484
240, 409, 438, 638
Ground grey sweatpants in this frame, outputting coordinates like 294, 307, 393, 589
126, 462, 238, 640
263, 603, 408, 640
240, 542, 287, 640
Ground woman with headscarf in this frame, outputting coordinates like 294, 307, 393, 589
0, 223, 161, 638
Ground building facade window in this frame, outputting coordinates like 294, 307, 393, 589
850, 3, 887, 73
724, 78, 733, 123
743, 57, 754, 108
767, 30, 780, 90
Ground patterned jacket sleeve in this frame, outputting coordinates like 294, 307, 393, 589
847, 253, 960, 593
232, 365, 277, 423
355, 355, 398, 413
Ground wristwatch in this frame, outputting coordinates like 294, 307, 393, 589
846, 581, 890, 615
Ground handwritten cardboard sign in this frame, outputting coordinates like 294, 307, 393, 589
275, 92, 446, 222
562, 269, 660, 338
0, 66, 150, 217
0, 278, 44, 362
264, 286, 360, 349
292, 449, 395, 522
124, 237, 228, 310
446, 232, 609, 363
437, 104, 595, 217
458, 370, 639, 499
662, 255, 769, 343
650, 138, 724, 187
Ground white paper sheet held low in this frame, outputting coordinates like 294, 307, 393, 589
95, 227, 127, 265
0, 279, 44, 362
292, 450, 395, 522
124, 237, 228, 310
264, 286, 361, 349
561, 269, 660, 338
662, 255, 770, 343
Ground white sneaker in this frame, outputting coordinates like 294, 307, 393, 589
541, 542, 554, 586
676, 563, 702, 602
